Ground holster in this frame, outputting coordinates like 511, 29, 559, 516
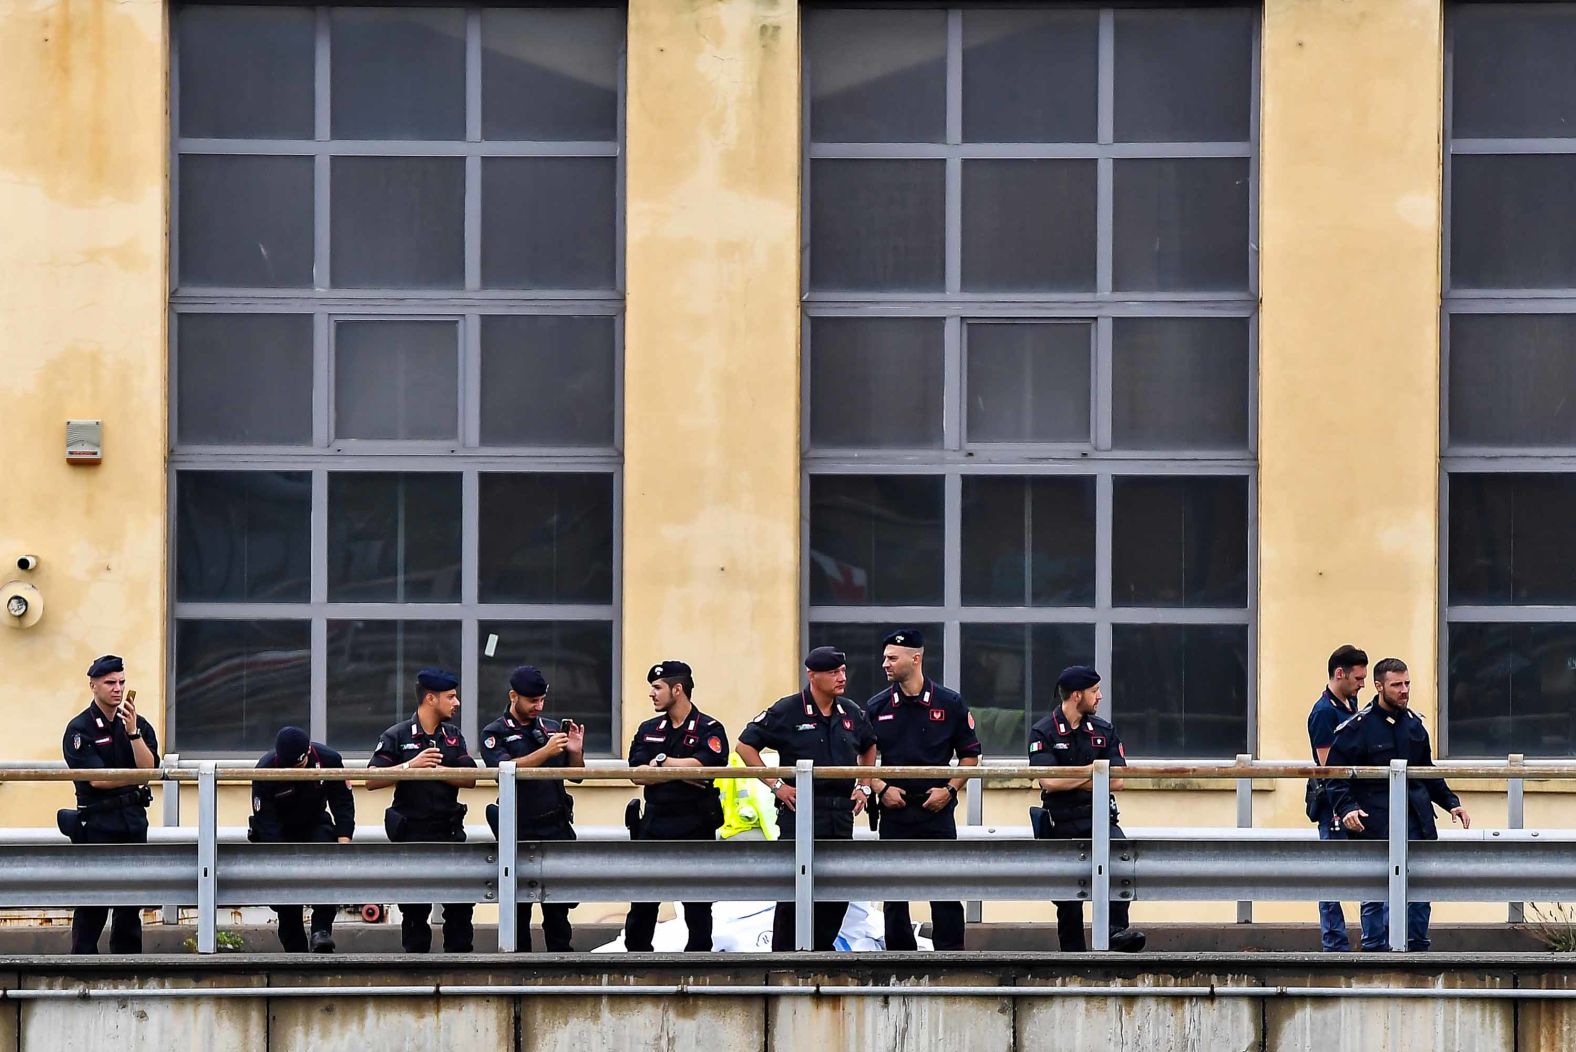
383, 807, 408, 842
1304, 778, 1322, 822
56, 808, 82, 843
624, 798, 642, 841
1029, 806, 1055, 840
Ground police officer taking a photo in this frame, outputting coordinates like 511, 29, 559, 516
1028, 665, 1146, 953
480, 665, 584, 953
737, 646, 878, 951
250, 725, 355, 953
623, 660, 730, 952
865, 628, 982, 951
62, 654, 159, 954
368, 667, 478, 954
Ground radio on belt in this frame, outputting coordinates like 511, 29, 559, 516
66, 419, 103, 465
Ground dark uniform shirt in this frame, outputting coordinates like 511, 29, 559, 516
738, 690, 877, 799
63, 703, 160, 832
1306, 687, 1358, 822
479, 713, 574, 825
865, 679, 982, 804
1325, 701, 1461, 841
249, 744, 356, 841
370, 718, 476, 824
626, 706, 730, 812
1028, 709, 1126, 831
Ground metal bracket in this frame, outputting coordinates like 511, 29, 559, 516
497, 761, 518, 952
1091, 760, 1111, 951
794, 760, 814, 951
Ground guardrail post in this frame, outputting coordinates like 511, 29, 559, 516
498, 761, 518, 953
1387, 759, 1408, 952
1091, 760, 1110, 951
1507, 753, 1525, 924
965, 772, 983, 925
197, 762, 217, 955
794, 759, 814, 951
1235, 753, 1252, 924
162, 757, 181, 926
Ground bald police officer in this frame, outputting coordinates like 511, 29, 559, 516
62, 654, 159, 954
866, 628, 982, 951
624, 660, 729, 952
1029, 666, 1146, 953
368, 668, 478, 954
737, 646, 878, 951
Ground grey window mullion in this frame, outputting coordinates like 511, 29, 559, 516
311, 617, 327, 744
462, 468, 479, 606
612, 313, 626, 453
174, 601, 616, 621
805, 142, 1249, 161
1094, 316, 1112, 450
1095, 620, 1112, 722
1095, 157, 1113, 296
1246, 9, 1261, 300
314, 7, 330, 290
466, 7, 482, 144
946, 9, 962, 146
315, 7, 330, 142
1094, 470, 1113, 614
174, 291, 625, 311
944, 316, 962, 449
1450, 138, 1576, 155
1446, 605, 1576, 624
314, 153, 330, 291
311, 468, 328, 605
945, 158, 962, 294
461, 617, 479, 744
1096, 9, 1114, 296
463, 312, 481, 448
1106, 607, 1251, 625
812, 606, 1098, 625
944, 470, 962, 609
1098, 8, 1115, 147
465, 156, 482, 291
313, 312, 330, 447
943, 618, 961, 697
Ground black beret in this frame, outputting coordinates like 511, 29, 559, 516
882, 628, 925, 649
416, 667, 459, 693
1057, 665, 1101, 692
648, 660, 692, 683
509, 665, 548, 697
275, 725, 311, 766
805, 646, 847, 673
87, 654, 124, 679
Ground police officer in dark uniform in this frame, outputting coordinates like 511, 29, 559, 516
250, 725, 356, 953
865, 628, 982, 951
623, 660, 729, 952
1325, 657, 1469, 952
1306, 644, 1367, 951
737, 646, 878, 951
479, 665, 584, 953
62, 654, 159, 954
1028, 665, 1146, 953
368, 667, 478, 954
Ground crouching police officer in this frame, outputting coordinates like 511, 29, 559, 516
368, 668, 478, 954
62, 654, 159, 954
624, 660, 729, 952
1028, 666, 1146, 953
737, 646, 877, 951
250, 725, 355, 953
480, 665, 584, 953
866, 629, 982, 951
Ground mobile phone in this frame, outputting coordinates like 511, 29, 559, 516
561, 719, 578, 732
116, 689, 136, 719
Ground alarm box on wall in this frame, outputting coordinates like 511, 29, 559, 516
65, 420, 102, 465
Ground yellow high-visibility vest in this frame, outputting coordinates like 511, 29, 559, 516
716, 752, 779, 841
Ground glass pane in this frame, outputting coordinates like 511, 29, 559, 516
960, 623, 1095, 758
1451, 155, 1576, 290
1449, 473, 1576, 605
810, 160, 945, 292
809, 475, 944, 606
482, 8, 622, 141
1112, 318, 1251, 450
176, 471, 311, 602
1112, 624, 1249, 758
807, 10, 946, 143
480, 316, 615, 447
807, 622, 945, 709
1113, 8, 1253, 143
334, 321, 458, 442
1452, 6, 1576, 139
178, 155, 313, 288
177, 6, 314, 139
965, 322, 1092, 444
479, 621, 615, 755
478, 473, 614, 603
327, 473, 462, 602
961, 477, 1096, 606
326, 620, 463, 746
177, 314, 313, 445
175, 619, 311, 753
1112, 476, 1249, 607
330, 7, 465, 140
1448, 622, 1576, 758
481, 158, 617, 290
1113, 158, 1249, 292
331, 158, 464, 289
1450, 314, 1576, 447
962, 9, 1097, 143
809, 318, 943, 448
961, 161, 1096, 291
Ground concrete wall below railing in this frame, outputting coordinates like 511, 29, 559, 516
3, 954, 1576, 1051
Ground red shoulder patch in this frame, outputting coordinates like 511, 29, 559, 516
708, 736, 724, 754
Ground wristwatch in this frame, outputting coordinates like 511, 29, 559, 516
945, 784, 958, 799
127, 733, 142, 741
855, 784, 872, 797
653, 753, 667, 767
768, 779, 784, 792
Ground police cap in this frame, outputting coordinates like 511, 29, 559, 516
647, 660, 692, 683
416, 667, 459, 694
1056, 665, 1101, 692
509, 665, 548, 698
882, 627, 925, 649
87, 654, 124, 679
805, 646, 847, 673
275, 725, 311, 766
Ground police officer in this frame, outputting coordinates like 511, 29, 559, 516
865, 628, 981, 951
250, 725, 355, 953
62, 654, 159, 954
1325, 657, 1469, 952
1306, 644, 1367, 951
367, 668, 478, 954
1028, 666, 1146, 953
624, 660, 729, 952
479, 665, 584, 953
737, 646, 877, 951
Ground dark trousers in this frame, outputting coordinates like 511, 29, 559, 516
771, 799, 854, 951
492, 811, 577, 953
392, 819, 473, 953
880, 808, 965, 951
71, 818, 147, 955
1316, 820, 1350, 952
1045, 818, 1134, 952
265, 821, 339, 952
625, 815, 718, 952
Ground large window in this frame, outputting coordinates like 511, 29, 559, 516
1444, 3, 1576, 756
170, 5, 623, 755
803, 6, 1257, 759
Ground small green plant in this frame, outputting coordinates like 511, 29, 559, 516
181, 931, 247, 953
1522, 903, 1576, 952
